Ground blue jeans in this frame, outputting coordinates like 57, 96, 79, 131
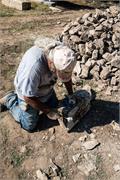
5, 91, 58, 132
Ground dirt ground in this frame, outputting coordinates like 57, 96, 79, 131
0, 2, 120, 180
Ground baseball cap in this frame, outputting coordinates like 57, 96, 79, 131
53, 46, 76, 82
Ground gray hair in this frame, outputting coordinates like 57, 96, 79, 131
34, 36, 63, 59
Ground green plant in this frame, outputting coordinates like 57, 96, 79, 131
10, 151, 25, 167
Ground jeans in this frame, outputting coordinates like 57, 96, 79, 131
5, 91, 58, 132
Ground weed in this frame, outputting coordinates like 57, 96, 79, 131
0, 4, 15, 17
10, 146, 33, 168
10, 151, 24, 167
18, 170, 27, 180
31, 2, 50, 11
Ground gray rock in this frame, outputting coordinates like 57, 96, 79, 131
111, 121, 120, 131
102, 53, 113, 61
94, 38, 104, 49
112, 86, 118, 92
111, 55, 120, 67
100, 67, 111, 80
63, 23, 72, 33
82, 139, 100, 150
85, 59, 96, 69
115, 70, 119, 78
82, 12, 92, 21
97, 59, 106, 66
112, 33, 120, 48
105, 86, 113, 95
113, 164, 120, 172
113, 22, 120, 33
80, 65, 90, 79
69, 25, 81, 35
72, 153, 81, 163
73, 61, 81, 77
81, 55, 88, 64
92, 50, 98, 60
84, 20, 92, 26
89, 29, 96, 36
109, 6, 120, 17
36, 170, 48, 180
95, 24, 103, 31
85, 42, 94, 56
111, 76, 117, 86
95, 9, 105, 18
52, 177, 60, 180
70, 35, 80, 43
79, 44, 85, 56
90, 65, 100, 80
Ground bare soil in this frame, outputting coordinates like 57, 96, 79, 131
0, 2, 120, 180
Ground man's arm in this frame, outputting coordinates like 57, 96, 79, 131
24, 96, 50, 114
63, 79, 73, 95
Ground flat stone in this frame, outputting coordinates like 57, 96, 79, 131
102, 53, 113, 61
111, 76, 117, 86
100, 67, 111, 80
112, 86, 118, 91
82, 139, 100, 150
52, 177, 60, 180
70, 35, 80, 43
73, 61, 81, 77
109, 6, 120, 16
85, 59, 96, 69
111, 55, 120, 67
69, 25, 81, 35
80, 65, 90, 79
111, 121, 120, 131
105, 86, 113, 95
92, 50, 98, 60
36, 170, 48, 180
2, 0, 31, 11
95, 24, 103, 31
112, 33, 120, 48
82, 12, 92, 21
79, 44, 85, 56
113, 164, 120, 172
79, 135, 88, 142
72, 153, 81, 163
113, 22, 120, 33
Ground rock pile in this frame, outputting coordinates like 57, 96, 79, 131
60, 6, 120, 93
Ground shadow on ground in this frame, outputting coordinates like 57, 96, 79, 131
70, 99, 119, 133
54, 1, 94, 10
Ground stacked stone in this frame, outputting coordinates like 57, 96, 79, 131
60, 6, 120, 93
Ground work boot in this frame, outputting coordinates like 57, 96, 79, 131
0, 91, 15, 112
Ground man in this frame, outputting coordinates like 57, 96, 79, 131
0, 38, 76, 132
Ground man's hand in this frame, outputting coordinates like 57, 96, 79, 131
47, 109, 61, 120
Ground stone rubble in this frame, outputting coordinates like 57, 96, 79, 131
60, 6, 120, 93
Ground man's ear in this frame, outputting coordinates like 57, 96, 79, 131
48, 60, 56, 73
